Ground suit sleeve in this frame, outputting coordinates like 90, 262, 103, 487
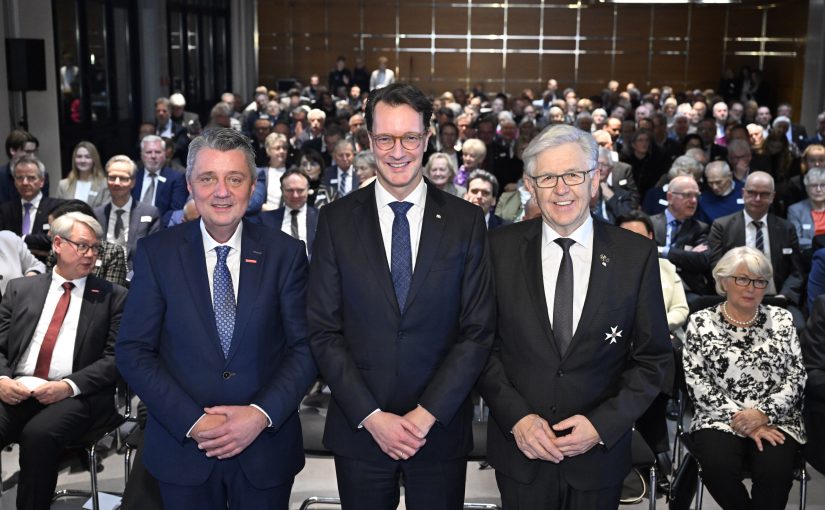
308, 209, 382, 428
0, 280, 19, 378
778, 224, 804, 304
803, 297, 825, 401
585, 242, 671, 447
250, 242, 317, 430
666, 223, 710, 273
417, 207, 495, 425
707, 218, 726, 267
808, 251, 825, 312
116, 240, 205, 443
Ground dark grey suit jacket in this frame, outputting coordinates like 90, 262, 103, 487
259, 205, 319, 258
650, 212, 712, 294
94, 201, 161, 268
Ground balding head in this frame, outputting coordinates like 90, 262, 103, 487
592, 130, 613, 149
705, 161, 733, 196
667, 175, 700, 221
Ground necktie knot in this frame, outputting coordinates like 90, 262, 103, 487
290, 209, 300, 217
23, 202, 32, 211
554, 237, 575, 253
389, 201, 413, 217
61, 282, 75, 292
215, 245, 231, 263
752, 220, 763, 229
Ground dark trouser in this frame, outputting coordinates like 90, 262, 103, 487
0, 397, 93, 510
334, 454, 467, 510
157, 456, 292, 510
692, 428, 799, 510
495, 465, 623, 510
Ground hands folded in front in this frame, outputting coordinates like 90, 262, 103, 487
513, 413, 602, 462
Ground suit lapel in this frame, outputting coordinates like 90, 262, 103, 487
653, 215, 666, 246
520, 220, 558, 357
767, 214, 782, 270
102, 203, 112, 229
14, 276, 51, 366
352, 185, 398, 311
74, 277, 103, 362
226, 222, 262, 362
404, 184, 447, 312
734, 213, 747, 246
178, 222, 225, 359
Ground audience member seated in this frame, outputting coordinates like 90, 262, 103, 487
697, 160, 744, 223
0, 211, 127, 510
295, 108, 326, 151
1, 130, 39, 203
650, 174, 712, 296
353, 150, 377, 189
0, 155, 67, 261
455, 137, 486, 187
56, 141, 110, 208
260, 168, 318, 258
684, 246, 806, 510
807, 111, 825, 147
788, 166, 825, 254
696, 117, 728, 162
424, 152, 465, 198
726, 138, 756, 183
249, 116, 273, 168
93, 155, 160, 271
621, 129, 668, 201
643, 154, 704, 216
781, 143, 825, 222
592, 147, 635, 224
0, 230, 46, 296
300, 149, 335, 208
488, 113, 522, 193
322, 139, 357, 198
464, 169, 509, 229
808, 247, 825, 312
592, 129, 640, 207
153, 97, 189, 163
132, 135, 187, 225
708, 171, 805, 326
259, 132, 289, 211
802, 293, 825, 475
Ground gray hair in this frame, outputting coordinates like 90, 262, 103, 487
185, 128, 256, 183
461, 138, 486, 158
353, 150, 377, 171
264, 132, 288, 150
51, 211, 103, 240
467, 169, 499, 196
105, 155, 138, 177
704, 160, 731, 179
140, 134, 163, 151
804, 166, 825, 186
210, 102, 232, 118
668, 155, 704, 181
712, 246, 773, 296
155, 97, 171, 109
424, 152, 457, 179
522, 124, 598, 177
10, 154, 46, 179
333, 138, 355, 154
308, 108, 326, 121
597, 147, 614, 167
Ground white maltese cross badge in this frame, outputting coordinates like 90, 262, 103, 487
604, 326, 622, 344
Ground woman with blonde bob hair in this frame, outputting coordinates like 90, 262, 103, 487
424, 152, 465, 198
57, 141, 110, 208
683, 246, 806, 510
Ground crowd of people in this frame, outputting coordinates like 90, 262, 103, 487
0, 60, 823, 510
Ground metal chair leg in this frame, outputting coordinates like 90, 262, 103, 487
695, 469, 704, 509
648, 465, 657, 510
800, 466, 808, 509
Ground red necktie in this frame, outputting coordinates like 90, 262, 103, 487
33, 282, 74, 379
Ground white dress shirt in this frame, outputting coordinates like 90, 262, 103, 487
140, 169, 161, 206
266, 167, 286, 207
20, 192, 43, 236
73, 180, 92, 202
14, 269, 85, 395
281, 204, 307, 244
541, 216, 594, 337
107, 197, 132, 244
743, 210, 776, 294
375, 177, 427, 270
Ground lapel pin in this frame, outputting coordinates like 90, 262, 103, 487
244, 259, 257, 264
90, 288, 100, 294
436, 214, 442, 219
253, 250, 263, 254
600, 254, 609, 267
604, 326, 622, 344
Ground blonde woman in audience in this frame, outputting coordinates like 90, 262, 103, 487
57, 141, 110, 208
424, 152, 465, 198
455, 138, 486, 187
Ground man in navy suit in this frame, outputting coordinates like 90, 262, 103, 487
464, 169, 511, 229
131, 135, 187, 224
260, 168, 318, 258
308, 83, 495, 510
322, 138, 359, 198
117, 129, 316, 510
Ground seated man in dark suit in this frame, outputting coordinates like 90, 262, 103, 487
322, 139, 359, 198
650, 175, 712, 296
0, 211, 127, 510
0, 155, 66, 260
802, 294, 825, 475
131, 135, 188, 225
93, 155, 161, 270
707, 171, 805, 326
592, 129, 640, 208
260, 168, 319, 258
592, 147, 635, 224
1, 129, 38, 203
464, 169, 510, 229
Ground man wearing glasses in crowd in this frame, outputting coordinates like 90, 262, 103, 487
308, 82, 495, 509
477, 124, 670, 508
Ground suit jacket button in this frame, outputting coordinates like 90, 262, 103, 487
551, 406, 557, 413
557, 369, 563, 377
222, 371, 231, 379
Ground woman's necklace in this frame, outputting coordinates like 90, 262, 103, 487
721, 301, 758, 327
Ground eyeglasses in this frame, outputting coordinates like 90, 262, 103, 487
743, 189, 774, 200
807, 183, 825, 191
530, 170, 593, 189
729, 275, 769, 289
14, 175, 41, 183
369, 132, 427, 151
107, 175, 133, 183
61, 237, 101, 255
670, 191, 701, 200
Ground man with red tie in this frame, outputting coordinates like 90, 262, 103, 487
0, 211, 127, 510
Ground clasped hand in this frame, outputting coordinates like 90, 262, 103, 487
0, 379, 72, 406
191, 406, 268, 460
513, 414, 601, 462
363, 406, 435, 461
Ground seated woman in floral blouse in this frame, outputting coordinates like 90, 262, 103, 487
684, 246, 806, 510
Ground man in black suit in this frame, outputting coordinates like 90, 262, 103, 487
322, 139, 359, 198
777, 102, 808, 149
93, 155, 160, 270
1, 130, 39, 203
307, 83, 495, 510
260, 168, 319, 258
707, 171, 805, 325
0, 211, 127, 510
305, 124, 345, 168
463, 169, 510, 229
591, 147, 635, 224
488, 114, 523, 193
649, 175, 712, 296
802, 295, 825, 475
131, 135, 188, 224
0, 155, 66, 259
477, 125, 670, 508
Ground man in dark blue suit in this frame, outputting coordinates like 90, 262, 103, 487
308, 83, 495, 510
131, 135, 188, 225
259, 167, 318, 258
117, 129, 316, 510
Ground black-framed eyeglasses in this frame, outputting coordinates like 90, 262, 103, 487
743, 189, 774, 200
369, 132, 427, 151
61, 237, 101, 255
530, 169, 594, 189
729, 275, 769, 289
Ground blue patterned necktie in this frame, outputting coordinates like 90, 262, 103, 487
389, 201, 413, 311
213, 246, 236, 357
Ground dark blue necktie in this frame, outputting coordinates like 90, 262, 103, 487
213, 246, 236, 357
753, 220, 765, 252
553, 238, 575, 355
389, 201, 414, 311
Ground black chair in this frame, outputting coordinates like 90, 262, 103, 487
464, 397, 500, 510
619, 430, 658, 509
298, 406, 342, 510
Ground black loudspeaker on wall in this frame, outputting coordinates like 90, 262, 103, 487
6, 38, 47, 91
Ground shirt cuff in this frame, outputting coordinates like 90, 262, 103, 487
186, 413, 207, 438
358, 408, 382, 429
250, 404, 273, 427
62, 378, 81, 397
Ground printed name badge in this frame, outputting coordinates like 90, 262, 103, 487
736, 198, 745, 204
803, 224, 812, 230
140, 215, 153, 223
88, 190, 98, 196
330, 178, 338, 184
95, 259, 103, 267
658, 199, 669, 206
42, 224, 50, 231
618, 179, 627, 186
157, 174, 167, 183
783, 248, 793, 255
